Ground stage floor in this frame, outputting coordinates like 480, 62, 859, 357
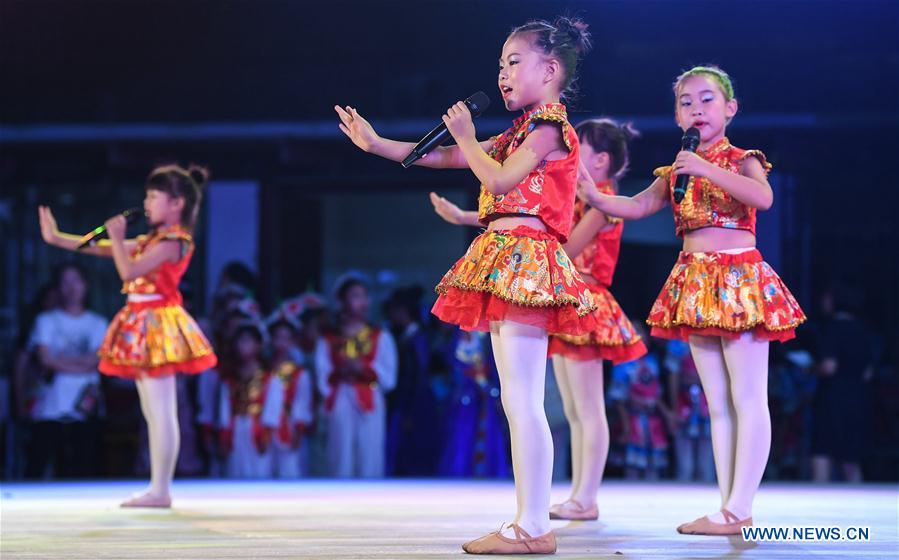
1, 480, 895, 559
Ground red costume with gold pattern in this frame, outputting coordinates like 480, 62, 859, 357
98, 225, 217, 377
323, 326, 383, 413
549, 182, 648, 363
274, 360, 311, 445
432, 103, 598, 336
647, 138, 806, 341
219, 368, 272, 454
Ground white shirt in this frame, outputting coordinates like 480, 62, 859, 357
30, 309, 108, 421
290, 370, 314, 425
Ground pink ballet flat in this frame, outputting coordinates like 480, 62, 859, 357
549, 499, 599, 521
120, 493, 172, 508
462, 523, 556, 555
677, 508, 752, 535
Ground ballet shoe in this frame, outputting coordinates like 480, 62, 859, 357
120, 492, 172, 508
549, 499, 599, 521
462, 522, 556, 555
677, 508, 752, 535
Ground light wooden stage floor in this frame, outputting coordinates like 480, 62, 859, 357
1, 480, 896, 559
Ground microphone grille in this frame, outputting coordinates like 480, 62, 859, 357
465, 91, 491, 117
683, 127, 701, 149
123, 207, 144, 224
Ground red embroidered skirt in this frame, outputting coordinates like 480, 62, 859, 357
549, 282, 648, 364
98, 299, 217, 378
647, 249, 806, 342
432, 226, 598, 336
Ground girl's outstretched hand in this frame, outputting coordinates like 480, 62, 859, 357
429, 192, 466, 225
335, 105, 380, 152
38, 206, 59, 244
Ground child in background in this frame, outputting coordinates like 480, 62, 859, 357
218, 322, 283, 478
267, 299, 314, 478
665, 339, 713, 482
608, 333, 672, 480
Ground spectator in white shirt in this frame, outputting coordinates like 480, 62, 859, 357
26, 262, 108, 479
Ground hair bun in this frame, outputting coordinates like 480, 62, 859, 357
188, 164, 210, 190
619, 122, 641, 142
553, 16, 592, 56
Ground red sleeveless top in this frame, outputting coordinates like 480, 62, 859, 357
477, 103, 580, 242
122, 224, 194, 305
654, 137, 771, 237
571, 181, 623, 288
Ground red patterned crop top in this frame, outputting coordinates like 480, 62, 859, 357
477, 103, 581, 242
571, 181, 623, 287
122, 224, 194, 305
654, 137, 771, 237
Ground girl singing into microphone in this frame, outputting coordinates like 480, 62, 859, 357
337, 16, 594, 555
430, 118, 648, 522
38, 164, 217, 508
579, 66, 806, 535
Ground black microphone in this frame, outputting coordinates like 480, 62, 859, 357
77, 207, 144, 249
401, 91, 491, 168
673, 127, 701, 204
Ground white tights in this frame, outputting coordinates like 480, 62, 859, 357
490, 321, 553, 537
689, 333, 770, 521
551, 356, 608, 507
135, 375, 180, 498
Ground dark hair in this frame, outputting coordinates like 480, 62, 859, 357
220, 261, 258, 296
384, 286, 424, 319
574, 118, 640, 179
145, 163, 210, 229
336, 276, 368, 303
52, 261, 87, 289
220, 321, 266, 378
52, 261, 90, 307
510, 16, 592, 102
231, 322, 264, 345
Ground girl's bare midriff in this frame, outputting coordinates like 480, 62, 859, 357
683, 226, 756, 253
487, 215, 547, 232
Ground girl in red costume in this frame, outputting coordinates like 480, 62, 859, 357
430, 118, 647, 522
38, 164, 217, 507
579, 66, 806, 535
337, 16, 594, 555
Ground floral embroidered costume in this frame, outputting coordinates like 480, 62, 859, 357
647, 138, 806, 342
432, 103, 598, 335
549, 182, 648, 363
98, 224, 217, 377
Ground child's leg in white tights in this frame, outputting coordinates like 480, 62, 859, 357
491, 321, 553, 537
135, 375, 180, 500
689, 336, 737, 513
